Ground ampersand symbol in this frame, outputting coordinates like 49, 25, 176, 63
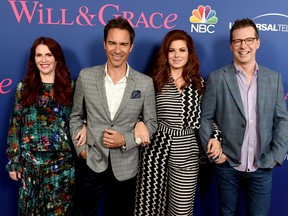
76, 6, 96, 26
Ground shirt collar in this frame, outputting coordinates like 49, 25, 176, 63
234, 62, 259, 75
104, 62, 130, 79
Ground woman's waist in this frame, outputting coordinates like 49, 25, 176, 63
21, 150, 73, 167
158, 122, 195, 136
21, 140, 73, 152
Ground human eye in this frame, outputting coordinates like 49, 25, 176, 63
168, 48, 175, 52
245, 38, 254, 43
180, 48, 187, 52
35, 53, 41, 57
232, 39, 241, 45
121, 42, 129, 47
108, 41, 116, 46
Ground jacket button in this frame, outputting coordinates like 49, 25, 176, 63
241, 124, 245, 128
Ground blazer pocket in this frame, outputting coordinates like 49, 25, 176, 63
89, 141, 103, 162
131, 90, 141, 99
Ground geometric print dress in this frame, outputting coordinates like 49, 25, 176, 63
135, 78, 207, 216
6, 81, 75, 216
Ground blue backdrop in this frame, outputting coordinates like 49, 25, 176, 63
1, 1, 287, 215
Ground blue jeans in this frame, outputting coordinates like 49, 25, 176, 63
215, 162, 272, 216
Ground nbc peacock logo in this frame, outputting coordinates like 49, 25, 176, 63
189, 5, 218, 33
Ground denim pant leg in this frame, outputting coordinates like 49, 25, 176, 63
244, 168, 272, 216
215, 162, 242, 216
215, 162, 273, 216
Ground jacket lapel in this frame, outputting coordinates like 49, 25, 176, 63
223, 65, 246, 118
96, 67, 112, 121
257, 67, 268, 116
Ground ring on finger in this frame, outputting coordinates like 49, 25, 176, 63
135, 137, 142, 145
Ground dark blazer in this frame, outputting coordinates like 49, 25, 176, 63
200, 63, 288, 168
70, 64, 157, 181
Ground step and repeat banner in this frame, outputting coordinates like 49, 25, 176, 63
1, 1, 287, 215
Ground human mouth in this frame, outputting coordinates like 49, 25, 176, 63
239, 51, 249, 56
173, 60, 181, 64
113, 55, 122, 61
40, 64, 50, 69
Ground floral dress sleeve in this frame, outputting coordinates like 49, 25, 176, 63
6, 81, 24, 172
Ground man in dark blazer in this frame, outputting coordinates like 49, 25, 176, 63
199, 18, 288, 216
70, 17, 157, 216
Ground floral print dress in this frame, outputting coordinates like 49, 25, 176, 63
6, 81, 75, 216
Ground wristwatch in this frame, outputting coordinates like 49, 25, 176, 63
120, 144, 126, 151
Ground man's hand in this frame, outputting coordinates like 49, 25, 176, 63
103, 129, 125, 148
215, 153, 227, 164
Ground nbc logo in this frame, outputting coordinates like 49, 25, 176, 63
189, 5, 218, 33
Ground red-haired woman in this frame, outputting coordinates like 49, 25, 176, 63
6, 37, 86, 215
134, 30, 222, 215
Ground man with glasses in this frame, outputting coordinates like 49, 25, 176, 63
199, 18, 288, 215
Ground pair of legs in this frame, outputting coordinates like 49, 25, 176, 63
19, 152, 75, 215
75, 158, 136, 216
167, 134, 199, 216
215, 162, 272, 216
167, 165, 199, 216
134, 128, 199, 216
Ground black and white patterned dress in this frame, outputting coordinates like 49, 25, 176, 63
135, 78, 203, 216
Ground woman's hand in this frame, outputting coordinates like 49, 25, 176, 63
134, 121, 150, 146
79, 150, 87, 159
207, 138, 222, 161
9, 171, 21, 181
75, 124, 87, 147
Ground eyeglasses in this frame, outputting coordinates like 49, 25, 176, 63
231, 37, 257, 47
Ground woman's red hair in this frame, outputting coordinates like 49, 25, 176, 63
21, 37, 73, 107
151, 30, 203, 95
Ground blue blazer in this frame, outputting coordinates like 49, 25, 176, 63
199, 63, 288, 168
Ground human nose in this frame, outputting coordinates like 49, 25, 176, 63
41, 55, 47, 62
114, 44, 121, 53
240, 40, 247, 47
175, 51, 179, 57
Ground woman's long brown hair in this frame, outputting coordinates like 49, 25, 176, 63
21, 37, 73, 107
152, 30, 203, 95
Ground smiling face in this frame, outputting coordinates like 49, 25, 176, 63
35, 44, 57, 82
168, 39, 189, 72
230, 26, 260, 67
104, 28, 133, 71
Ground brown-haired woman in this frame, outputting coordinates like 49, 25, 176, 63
6, 36, 86, 215
134, 30, 221, 215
